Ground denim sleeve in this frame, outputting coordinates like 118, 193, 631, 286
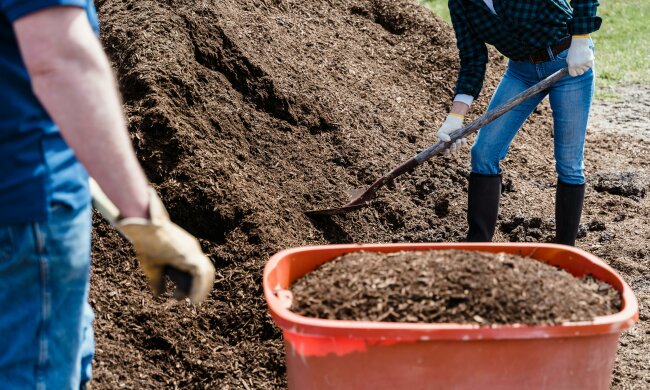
449, 1, 488, 100
568, 0, 603, 35
1, 0, 87, 22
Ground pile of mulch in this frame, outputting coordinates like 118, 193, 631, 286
88, 0, 649, 388
291, 250, 621, 325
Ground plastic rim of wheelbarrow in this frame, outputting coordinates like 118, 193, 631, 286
263, 243, 639, 341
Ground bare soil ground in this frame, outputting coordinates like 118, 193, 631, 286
591, 85, 650, 140
587, 85, 650, 390
90, 0, 649, 388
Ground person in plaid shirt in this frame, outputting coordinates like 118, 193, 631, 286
436, 0, 600, 246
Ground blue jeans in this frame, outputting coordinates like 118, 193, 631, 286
471, 48, 595, 185
0, 203, 94, 390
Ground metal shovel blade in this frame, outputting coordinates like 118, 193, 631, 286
304, 202, 368, 216
304, 186, 372, 216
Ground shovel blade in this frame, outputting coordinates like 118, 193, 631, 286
304, 202, 368, 216
345, 187, 368, 200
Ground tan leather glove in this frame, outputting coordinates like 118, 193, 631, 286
89, 178, 215, 304
116, 188, 216, 304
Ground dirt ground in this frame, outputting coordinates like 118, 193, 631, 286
90, 0, 649, 388
591, 85, 650, 140
586, 85, 650, 390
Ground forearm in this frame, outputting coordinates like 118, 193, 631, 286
569, 0, 602, 35
450, 101, 470, 116
454, 59, 487, 103
30, 53, 149, 218
14, 8, 149, 218
449, 6, 488, 104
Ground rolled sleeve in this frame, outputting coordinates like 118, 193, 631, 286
454, 94, 475, 107
1, 0, 87, 22
449, 1, 488, 100
568, 0, 602, 35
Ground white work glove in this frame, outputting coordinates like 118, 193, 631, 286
566, 35, 595, 77
436, 113, 467, 155
117, 188, 216, 304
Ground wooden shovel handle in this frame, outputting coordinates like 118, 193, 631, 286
414, 67, 569, 164
349, 68, 569, 206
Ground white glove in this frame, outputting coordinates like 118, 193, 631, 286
436, 114, 467, 155
566, 35, 594, 77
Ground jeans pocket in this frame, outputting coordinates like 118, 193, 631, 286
50, 201, 74, 214
556, 49, 569, 60
0, 227, 13, 261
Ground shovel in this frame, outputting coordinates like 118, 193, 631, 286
306, 67, 569, 216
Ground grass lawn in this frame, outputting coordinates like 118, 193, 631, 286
419, 0, 650, 93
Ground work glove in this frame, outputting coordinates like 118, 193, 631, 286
436, 113, 467, 155
117, 189, 216, 304
90, 179, 215, 304
566, 35, 595, 77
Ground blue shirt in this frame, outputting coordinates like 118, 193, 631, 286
0, 0, 99, 224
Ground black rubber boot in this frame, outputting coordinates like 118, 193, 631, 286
555, 181, 585, 246
466, 173, 502, 242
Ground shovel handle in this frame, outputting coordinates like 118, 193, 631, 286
355, 68, 568, 204
414, 67, 569, 164
163, 266, 193, 299
306, 68, 570, 215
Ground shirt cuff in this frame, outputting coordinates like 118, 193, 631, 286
453, 94, 474, 107
568, 16, 603, 35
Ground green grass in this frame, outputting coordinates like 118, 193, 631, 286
420, 0, 449, 22
419, 0, 650, 89
592, 0, 650, 85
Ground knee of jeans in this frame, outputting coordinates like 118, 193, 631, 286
471, 143, 500, 175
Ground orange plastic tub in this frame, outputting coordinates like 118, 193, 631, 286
264, 243, 638, 390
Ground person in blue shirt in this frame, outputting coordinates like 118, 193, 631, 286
435, 0, 600, 246
1, 3, 215, 389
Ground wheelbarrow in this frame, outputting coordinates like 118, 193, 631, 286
264, 242, 638, 389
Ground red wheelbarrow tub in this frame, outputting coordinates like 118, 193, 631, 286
263, 243, 639, 390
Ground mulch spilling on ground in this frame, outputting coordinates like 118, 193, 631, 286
291, 250, 621, 325
88, 0, 650, 388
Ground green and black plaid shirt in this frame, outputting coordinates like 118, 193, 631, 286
449, 0, 602, 99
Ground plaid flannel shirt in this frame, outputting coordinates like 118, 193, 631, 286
449, 0, 602, 99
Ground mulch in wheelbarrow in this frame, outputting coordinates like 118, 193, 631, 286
291, 250, 621, 325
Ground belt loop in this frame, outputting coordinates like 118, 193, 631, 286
546, 46, 555, 61
31, 223, 44, 254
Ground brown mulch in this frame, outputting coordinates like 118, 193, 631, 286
290, 250, 621, 325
